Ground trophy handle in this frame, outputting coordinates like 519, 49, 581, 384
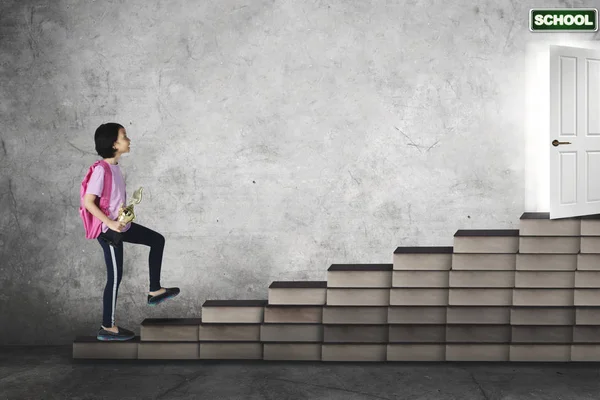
130, 187, 143, 205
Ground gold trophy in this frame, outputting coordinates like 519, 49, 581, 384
100, 187, 144, 247
118, 187, 144, 224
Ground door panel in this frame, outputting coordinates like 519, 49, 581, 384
549, 45, 600, 219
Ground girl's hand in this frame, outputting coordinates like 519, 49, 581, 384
107, 219, 126, 232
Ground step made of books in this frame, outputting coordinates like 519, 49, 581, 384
576, 254, 600, 270
573, 325, 600, 342
449, 289, 512, 306
447, 307, 510, 324
392, 270, 449, 287
509, 345, 571, 362
202, 300, 267, 323
268, 281, 327, 305
511, 307, 575, 325
576, 307, 600, 324
575, 289, 600, 305
446, 325, 511, 342
324, 325, 388, 342
323, 306, 388, 324
581, 216, 600, 235
388, 344, 446, 361
389, 306, 447, 324
390, 288, 448, 306
572, 345, 600, 361
517, 254, 576, 270
261, 324, 323, 342
513, 289, 574, 306
575, 271, 600, 287
393, 247, 453, 270
327, 264, 392, 287
511, 326, 573, 343
453, 230, 519, 253
327, 288, 390, 306
200, 342, 263, 360
140, 319, 290, 343
387, 325, 446, 342
201, 324, 261, 341
515, 271, 574, 288
141, 318, 201, 341
138, 342, 199, 360
452, 253, 516, 270
519, 213, 581, 236
446, 344, 509, 361
449, 271, 514, 288
519, 237, 580, 254
264, 306, 323, 323
73, 337, 139, 359
263, 343, 322, 360
581, 237, 600, 254
321, 344, 387, 362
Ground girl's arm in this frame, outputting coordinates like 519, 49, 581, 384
83, 193, 115, 226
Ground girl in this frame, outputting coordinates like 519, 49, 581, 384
83, 122, 180, 341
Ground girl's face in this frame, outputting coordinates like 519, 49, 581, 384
113, 128, 131, 155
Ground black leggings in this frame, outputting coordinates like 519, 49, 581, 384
96, 222, 165, 328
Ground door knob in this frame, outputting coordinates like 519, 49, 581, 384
552, 139, 572, 147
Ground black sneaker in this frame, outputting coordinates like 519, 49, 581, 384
147, 287, 180, 306
96, 326, 135, 341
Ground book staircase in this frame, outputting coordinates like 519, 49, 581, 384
73, 212, 600, 361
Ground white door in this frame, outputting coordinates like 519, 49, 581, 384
549, 45, 600, 219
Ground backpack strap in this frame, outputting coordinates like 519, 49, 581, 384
95, 160, 113, 215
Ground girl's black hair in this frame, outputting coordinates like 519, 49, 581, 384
94, 122, 124, 159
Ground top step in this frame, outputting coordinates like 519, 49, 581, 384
520, 212, 600, 236
520, 212, 600, 220
518, 212, 596, 236
521, 212, 556, 220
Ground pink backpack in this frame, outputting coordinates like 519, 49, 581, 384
79, 160, 112, 239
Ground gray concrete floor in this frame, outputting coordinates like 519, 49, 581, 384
1, 346, 600, 399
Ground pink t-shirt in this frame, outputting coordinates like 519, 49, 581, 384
85, 161, 132, 233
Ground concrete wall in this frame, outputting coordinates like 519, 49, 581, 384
1, 0, 598, 345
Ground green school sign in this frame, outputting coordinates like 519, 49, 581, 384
530, 9, 598, 32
